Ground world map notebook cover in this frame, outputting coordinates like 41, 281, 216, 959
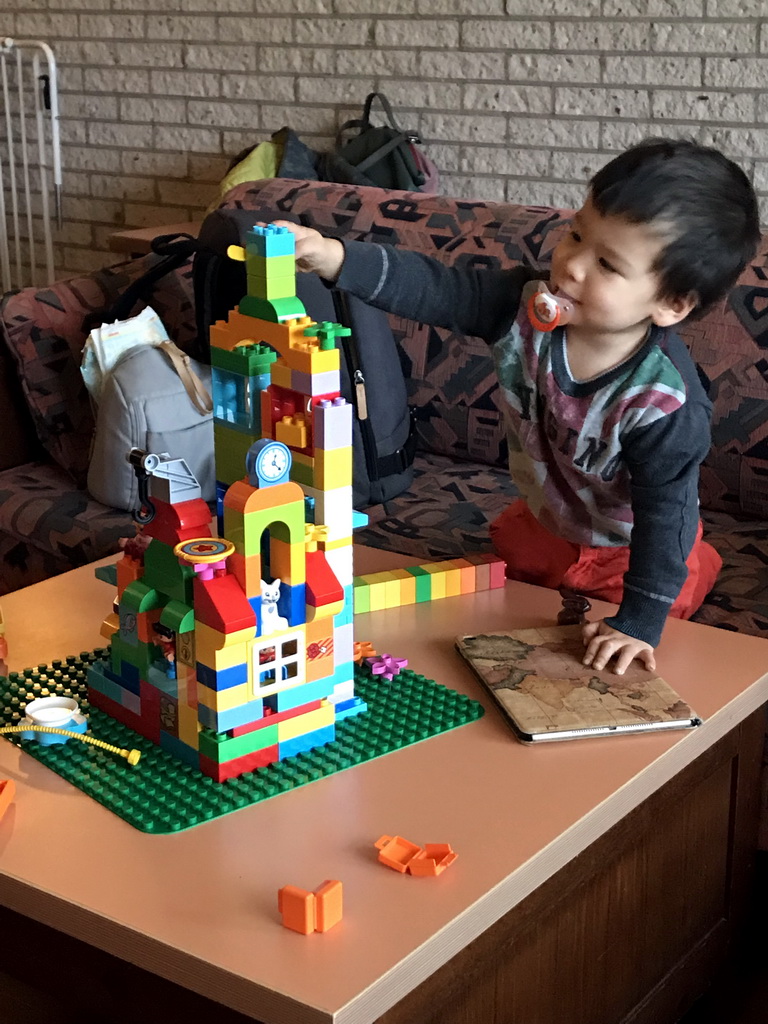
456, 625, 702, 743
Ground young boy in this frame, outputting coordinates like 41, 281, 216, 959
275, 138, 760, 674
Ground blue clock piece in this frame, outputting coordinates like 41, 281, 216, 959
246, 439, 292, 488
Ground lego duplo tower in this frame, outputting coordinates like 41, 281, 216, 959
88, 225, 367, 782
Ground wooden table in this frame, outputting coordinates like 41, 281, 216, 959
0, 552, 766, 1024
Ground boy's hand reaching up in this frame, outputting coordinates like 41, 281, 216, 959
581, 619, 656, 675
268, 221, 345, 281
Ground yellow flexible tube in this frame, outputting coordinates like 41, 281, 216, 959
0, 725, 141, 765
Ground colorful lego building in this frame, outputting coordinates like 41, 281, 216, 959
87, 225, 366, 782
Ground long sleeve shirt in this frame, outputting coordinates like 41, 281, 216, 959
335, 241, 712, 646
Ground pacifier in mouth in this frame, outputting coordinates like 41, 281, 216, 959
527, 282, 574, 331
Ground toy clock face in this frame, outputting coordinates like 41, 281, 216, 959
248, 439, 292, 488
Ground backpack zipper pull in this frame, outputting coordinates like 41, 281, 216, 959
354, 369, 368, 420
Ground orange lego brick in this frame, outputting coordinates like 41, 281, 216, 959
314, 880, 343, 932
278, 885, 315, 934
0, 779, 15, 822
374, 834, 421, 873
408, 844, 458, 877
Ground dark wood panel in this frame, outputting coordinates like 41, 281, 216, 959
377, 711, 764, 1024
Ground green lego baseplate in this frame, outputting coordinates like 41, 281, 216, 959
0, 651, 484, 834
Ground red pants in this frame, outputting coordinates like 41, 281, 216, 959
489, 500, 722, 620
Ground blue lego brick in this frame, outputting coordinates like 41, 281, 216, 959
196, 661, 250, 692
278, 723, 335, 760
216, 480, 228, 535
274, 677, 334, 713
278, 581, 306, 627
352, 509, 370, 529
246, 224, 295, 258
334, 697, 368, 721
159, 731, 199, 769
197, 700, 265, 733
119, 659, 142, 696
87, 660, 127, 705
147, 663, 179, 697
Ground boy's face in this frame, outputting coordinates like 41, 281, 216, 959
549, 196, 693, 344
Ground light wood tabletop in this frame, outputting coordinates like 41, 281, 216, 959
0, 550, 767, 1024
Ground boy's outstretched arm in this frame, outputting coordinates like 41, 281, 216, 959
582, 620, 656, 675
269, 220, 526, 342
269, 221, 345, 280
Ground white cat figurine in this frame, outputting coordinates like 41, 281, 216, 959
260, 578, 288, 634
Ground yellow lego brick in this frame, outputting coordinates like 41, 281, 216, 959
284, 346, 340, 376
366, 574, 397, 612
314, 446, 352, 490
305, 598, 344, 622
421, 563, 447, 600
195, 621, 253, 670
177, 698, 201, 748
270, 361, 293, 390
388, 568, 417, 606
197, 680, 251, 712
100, 612, 119, 641
277, 700, 334, 742
384, 577, 403, 609
275, 414, 308, 449
270, 537, 307, 585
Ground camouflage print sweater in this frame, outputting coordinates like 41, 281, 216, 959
335, 241, 713, 647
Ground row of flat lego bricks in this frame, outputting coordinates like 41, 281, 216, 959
0, 654, 483, 834
352, 554, 506, 614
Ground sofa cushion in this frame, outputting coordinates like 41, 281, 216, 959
678, 245, 768, 517
0, 462, 132, 594
1, 255, 196, 486
354, 450, 519, 559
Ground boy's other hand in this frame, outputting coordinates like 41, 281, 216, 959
266, 221, 345, 281
581, 619, 656, 675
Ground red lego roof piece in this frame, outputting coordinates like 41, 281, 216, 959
305, 550, 344, 607
142, 497, 212, 547
193, 573, 257, 634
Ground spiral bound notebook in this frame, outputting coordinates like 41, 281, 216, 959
456, 625, 701, 743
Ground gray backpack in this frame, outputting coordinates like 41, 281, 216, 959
87, 341, 214, 511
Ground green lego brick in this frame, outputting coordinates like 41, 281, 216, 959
406, 565, 433, 602
143, 540, 196, 605
213, 422, 259, 485
159, 599, 194, 634
0, 654, 483, 834
352, 578, 370, 614
247, 273, 295, 301
199, 722, 279, 762
245, 253, 294, 278
239, 294, 305, 323
211, 343, 277, 376
94, 564, 118, 587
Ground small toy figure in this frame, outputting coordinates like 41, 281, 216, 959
260, 578, 288, 634
152, 623, 177, 678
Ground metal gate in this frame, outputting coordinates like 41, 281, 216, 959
0, 37, 62, 291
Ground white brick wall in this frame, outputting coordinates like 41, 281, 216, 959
8, 1, 768, 274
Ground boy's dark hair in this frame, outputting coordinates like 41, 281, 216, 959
589, 138, 760, 318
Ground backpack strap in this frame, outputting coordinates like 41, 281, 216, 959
158, 340, 213, 417
362, 92, 403, 133
104, 233, 198, 324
